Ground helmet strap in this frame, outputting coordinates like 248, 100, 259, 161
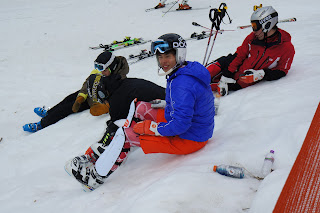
157, 64, 182, 76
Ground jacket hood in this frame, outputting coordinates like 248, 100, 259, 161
168, 61, 211, 86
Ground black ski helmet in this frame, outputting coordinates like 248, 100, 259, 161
151, 33, 187, 75
94, 51, 118, 72
251, 6, 278, 33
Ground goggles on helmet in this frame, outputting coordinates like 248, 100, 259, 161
251, 20, 262, 31
94, 62, 111, 73
151, 41, 171, 54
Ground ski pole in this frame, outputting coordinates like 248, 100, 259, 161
162, 0, 179, 17
205, 6, 226, 66
204, 30, 219, 66
202, 9, 217, 65
203, 3, 232, 66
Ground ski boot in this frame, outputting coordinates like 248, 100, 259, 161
34, 106, 48, 118
65, 155, 105, 192
155, 3, 165, 9
23, 121, 42, 133
85, 120, 119, 164
177, 4, 192, 10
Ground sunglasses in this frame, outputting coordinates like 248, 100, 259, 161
151, 41, 171, 54
94, 62, 111, 73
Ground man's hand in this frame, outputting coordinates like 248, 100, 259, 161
150, 99, 166, 109
133, 120, 161, 136
218, 76, 236, 96
72, 96, 85, 112
239, 69, 265, 83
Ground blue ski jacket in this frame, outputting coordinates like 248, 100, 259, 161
157, 61, 215, 142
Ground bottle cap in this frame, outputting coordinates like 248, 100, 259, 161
270, 150, 275, 154
213, 165, 217, 172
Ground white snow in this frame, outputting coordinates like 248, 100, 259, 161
0, 0, 319, 212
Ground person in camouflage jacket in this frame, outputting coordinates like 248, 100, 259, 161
23, 51, 129, 132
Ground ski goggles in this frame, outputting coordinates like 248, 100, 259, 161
251, 20, 262, 31
151, 40, 171, 54
94, 62, 111, 73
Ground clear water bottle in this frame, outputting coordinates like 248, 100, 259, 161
213, 164, 244, 179
261, 150, 275, 178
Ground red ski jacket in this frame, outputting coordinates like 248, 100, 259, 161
228, 28, 295, 83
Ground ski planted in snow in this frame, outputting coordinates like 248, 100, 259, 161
145, 1, 178, 12
89, 37, 151, 51
237, 17, 297, 29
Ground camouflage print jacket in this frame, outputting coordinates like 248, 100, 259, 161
77, 56, 129, 106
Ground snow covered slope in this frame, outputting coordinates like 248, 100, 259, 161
0, 0, 319, 212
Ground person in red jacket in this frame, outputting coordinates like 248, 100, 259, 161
206, 6, 295, 96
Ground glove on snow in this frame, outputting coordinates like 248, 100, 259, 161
239, 69, 265, 84
150, 99, 166, 109
218, 76, 236, 96
133, 120, 161, 136
72, 96, 85, 112
90, 102, 110, 116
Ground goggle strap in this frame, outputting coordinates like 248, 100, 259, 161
94, 53, 115, 71
103, 53, 115, 69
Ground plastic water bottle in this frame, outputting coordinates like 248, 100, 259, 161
261, 150, 275, 178
213, 164, 244, 179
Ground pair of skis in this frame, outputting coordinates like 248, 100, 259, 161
145, 1, 211, 13
127, 49, 154, 65
89, 37, 151, 51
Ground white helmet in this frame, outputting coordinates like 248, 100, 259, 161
251, 6, 278, 33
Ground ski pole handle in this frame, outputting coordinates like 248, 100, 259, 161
209, 8, 217, 23
218, 3, 227, 19
192, 22, 201, 27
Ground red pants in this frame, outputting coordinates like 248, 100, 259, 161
206, 60, 255, 90
133, 102, 208, 155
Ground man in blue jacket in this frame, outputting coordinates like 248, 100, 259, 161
65, 34, 216, 191
130, 33, 215, 154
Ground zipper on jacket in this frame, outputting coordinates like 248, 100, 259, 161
257, 56, 270, 70
251, 50, 260, 67
252, 48, 266, 69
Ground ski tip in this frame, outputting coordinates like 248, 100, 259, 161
82, 184, 94, 192
64, 161, 73, 177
